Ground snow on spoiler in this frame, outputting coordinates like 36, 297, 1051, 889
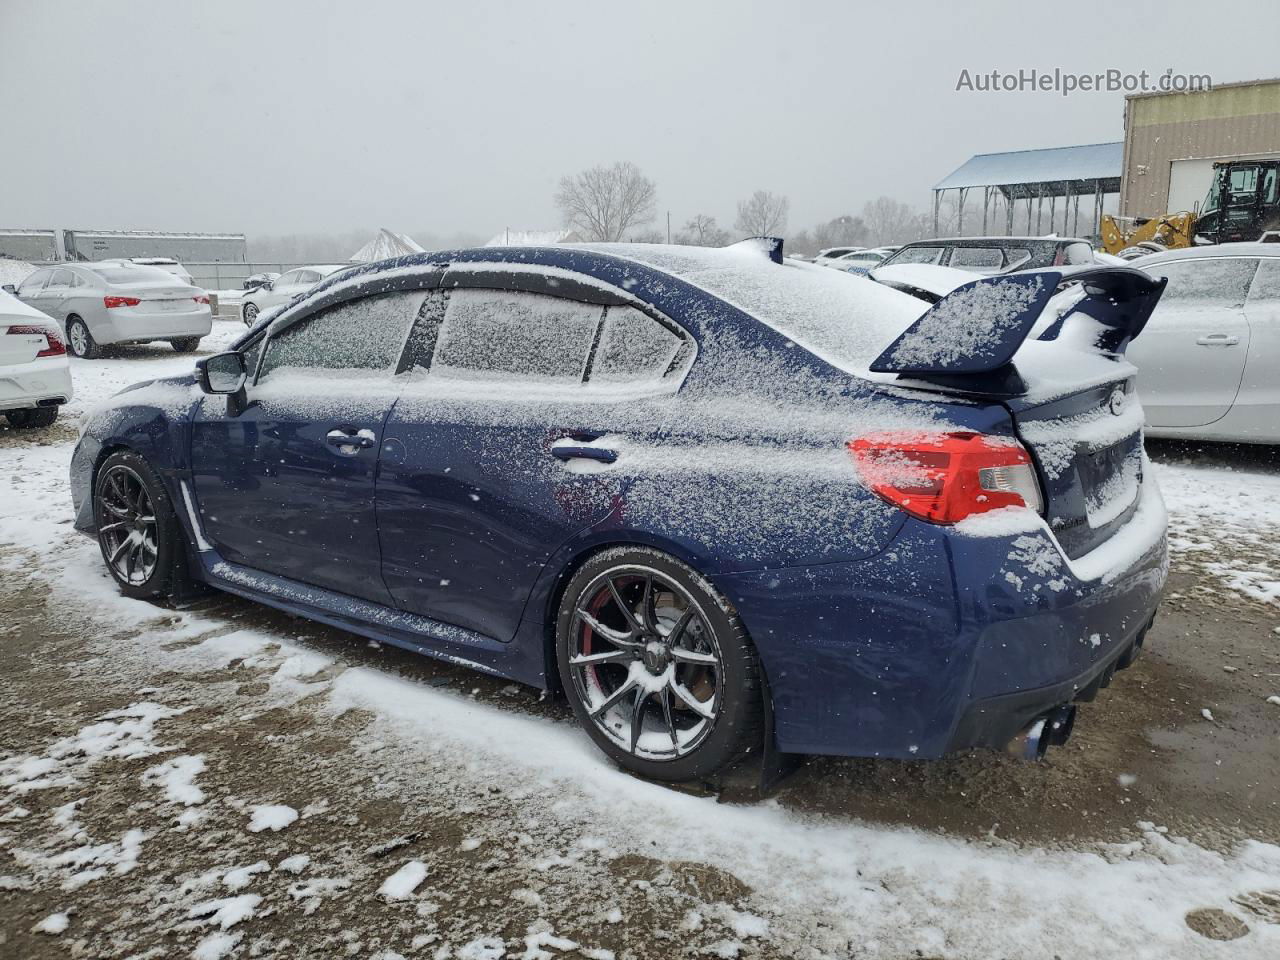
869, 266, 1167, 382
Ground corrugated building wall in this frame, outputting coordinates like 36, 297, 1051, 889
1121, 78, 1280, 218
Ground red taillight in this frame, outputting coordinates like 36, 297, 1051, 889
6, 324, 66, 358
103, 295, 141, 308
193, 295, 210, 304
848, 431, 1043, 525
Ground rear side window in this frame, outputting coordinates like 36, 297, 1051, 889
431, 289, 602, 383
1248, 259, 1280, 301
258, 290, 423, 381
948, 247, 1003, 268
589, 305, 684, 384
48, 268, 76, 287
1150, 258, 1259, 308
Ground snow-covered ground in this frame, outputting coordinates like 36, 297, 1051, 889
1, 344, 1278, 958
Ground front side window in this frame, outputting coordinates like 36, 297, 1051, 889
17, 269, 51, 296
1150, 258, 1259, 309
276, 269, 304, 287
1247, 259, 1280, 302
431, 289, 602, 384
258, 290, 423, 381
589, 305, 685, 385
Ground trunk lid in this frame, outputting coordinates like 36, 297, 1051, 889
869, 266, 1167, 558
1006, 375, 1145, 558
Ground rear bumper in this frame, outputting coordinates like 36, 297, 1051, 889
95, 307, 212, 344
947, 609, 1154, 752
0, 357, 73, 410
718, 482, 1168, 759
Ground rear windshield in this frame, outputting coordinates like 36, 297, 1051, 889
88, 264, 180, 284
585, 244, 925, 373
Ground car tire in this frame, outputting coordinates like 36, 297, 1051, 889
93, 450, 191, 601
170, 337, 201, 353
242, 302, 258, 326
556, 547, 763, 782
66, 316, 100, 359
4, 406, 58, 429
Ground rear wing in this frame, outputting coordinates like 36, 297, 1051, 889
869, 266, 1166, 394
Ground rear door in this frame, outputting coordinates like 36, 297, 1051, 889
377, 279, 691, 642
1126, 256, 1257, 427
190, 290, 422, 604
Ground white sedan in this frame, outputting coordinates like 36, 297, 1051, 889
0, 289, 72, 428
240, 264, 348, 326
1129, 244, 1280, 444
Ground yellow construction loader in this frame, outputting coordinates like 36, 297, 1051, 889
1101, 158, 1280, 258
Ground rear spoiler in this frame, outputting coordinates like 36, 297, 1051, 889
869, 266, 1167, 394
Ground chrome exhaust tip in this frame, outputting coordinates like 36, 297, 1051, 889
1006, 717, 1048, 761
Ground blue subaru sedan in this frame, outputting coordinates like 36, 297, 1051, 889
70, 241, 1168, 781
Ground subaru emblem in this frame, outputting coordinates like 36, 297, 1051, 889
1108, 387, 1127, 416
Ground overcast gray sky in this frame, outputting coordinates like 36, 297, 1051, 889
3, 0, 1277, 240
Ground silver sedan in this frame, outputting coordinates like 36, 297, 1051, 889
12, 262, 212, 359
1129, 243, 1280, 443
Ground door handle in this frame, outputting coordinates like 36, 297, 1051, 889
1196, 334, 1240, 346
326, 428, 376, 454
552, 445, 618, 464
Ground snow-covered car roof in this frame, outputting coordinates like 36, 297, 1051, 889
1132, 242, 1280, 265
582, 242, 927, 371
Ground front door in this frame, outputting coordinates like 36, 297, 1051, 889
1129, 256, 1257, 428
376, 283, 691, 642
189, 289, 424, 605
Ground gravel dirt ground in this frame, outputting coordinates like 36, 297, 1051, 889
1, 335, 1278, 959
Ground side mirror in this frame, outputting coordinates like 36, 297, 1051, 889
1, 284, 15, 295
196, 352, 248, 395
262, 279, 274, 291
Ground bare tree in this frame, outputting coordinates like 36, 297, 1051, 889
734, 190, 789, 236
554, 161, 657, 242
861, 196, 923, 245
811, 214, 869, 250
677, 213, 730, 246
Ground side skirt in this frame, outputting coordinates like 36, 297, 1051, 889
198, 554, 547, 688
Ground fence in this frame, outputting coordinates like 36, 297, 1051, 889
184, 262, 312, 293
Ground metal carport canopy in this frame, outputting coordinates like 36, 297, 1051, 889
934, 141, 1122, 200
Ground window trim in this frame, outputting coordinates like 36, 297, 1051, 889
410, 268, 696, 391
